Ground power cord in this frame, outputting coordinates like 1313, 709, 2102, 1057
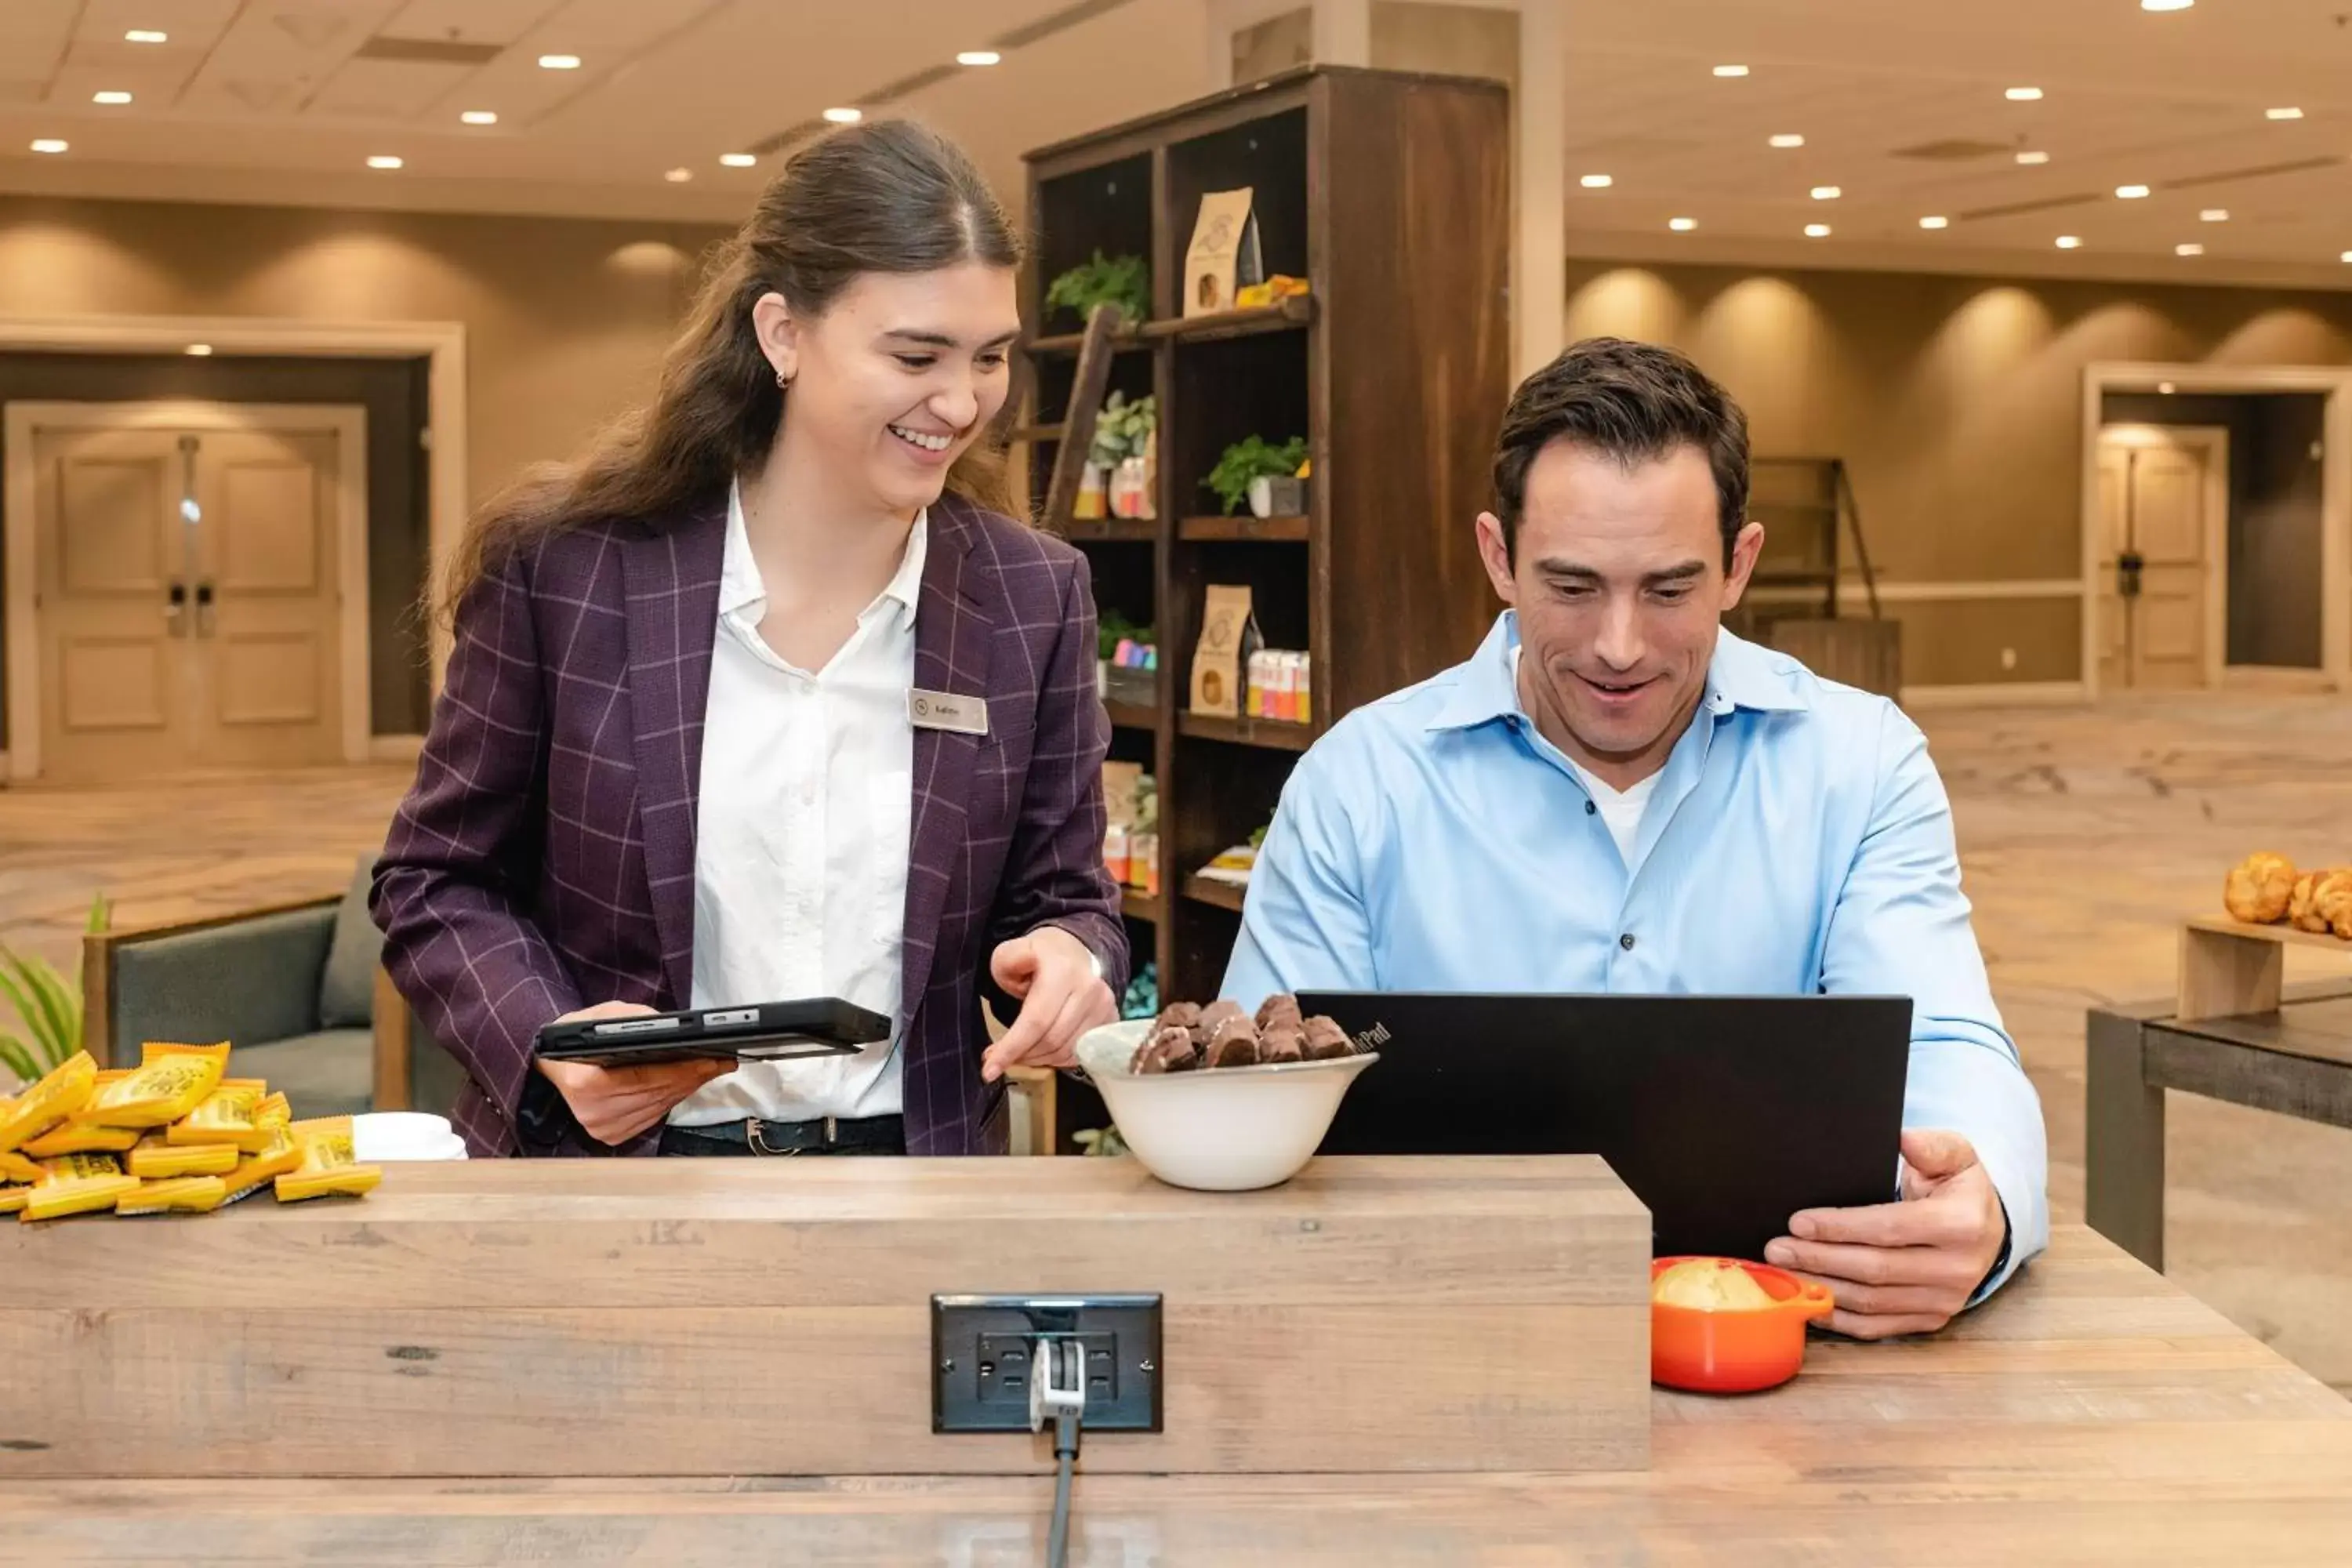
1029, 1334, 1087, 1567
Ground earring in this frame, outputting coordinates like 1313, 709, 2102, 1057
774, 367, 791, 390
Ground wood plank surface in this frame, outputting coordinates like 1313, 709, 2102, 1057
5, 1230, 2350, 1565
2179, 921, 2285, 1020
0, 1156, 1650, 1480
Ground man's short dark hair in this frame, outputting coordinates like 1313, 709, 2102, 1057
1490, 337, 1750, 568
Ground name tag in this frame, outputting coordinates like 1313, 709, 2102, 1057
909, 689, 989, 735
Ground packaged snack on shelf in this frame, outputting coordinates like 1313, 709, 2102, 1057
75, 1042, 230, 1130
128, 1133, 241, 1180
1296, 652, 1312, 724
169, 1079, 268, 1146
1104, 822, 1131, 884
116, 1175, 229, 1216
20, 1152, 142, 1222
1130, 831, 1160, 896
275, 1117, 383, 1204
0, 1051, 99, 1152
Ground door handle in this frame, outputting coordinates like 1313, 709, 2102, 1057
2117, 550, 2144, 600
194, 580, 216, 637
166, 582, 189, 636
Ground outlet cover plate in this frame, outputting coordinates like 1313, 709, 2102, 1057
931, 1293, 1163, 1433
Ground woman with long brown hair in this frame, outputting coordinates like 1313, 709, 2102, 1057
372, 120, 1125, 1158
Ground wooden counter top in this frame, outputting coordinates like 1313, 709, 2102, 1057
5, 1223, 2350, 1563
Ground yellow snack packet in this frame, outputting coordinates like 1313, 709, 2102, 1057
116, 1175, 229, 1216
219, 1121, 303, 1206
0, 1149, 38, 1183
168, 1079, 268, 1146
24, 1118, 142, 1158
275, 1116, 383, 1204
127, 1134, 239, 1180
77, 1042, 230, 1129
20, 1152, 142, 1222
0, 1051, 99, 1152
0, 1185, 29, 1216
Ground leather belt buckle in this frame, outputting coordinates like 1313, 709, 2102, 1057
746, 1117, 798, 1157
824, 1115, 838, 1147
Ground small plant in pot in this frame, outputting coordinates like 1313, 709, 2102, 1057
1203, 435, 1308, 518
1044, 251, 1149, 332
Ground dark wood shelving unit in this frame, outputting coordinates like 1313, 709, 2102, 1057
1022, 67, 1510, 1009
1180, 873, 1249, 914
1105, 700, 1160, 731
1120, 888, 1165, 924
1177, 710, 1312, 752
1178, 514, 1309, 543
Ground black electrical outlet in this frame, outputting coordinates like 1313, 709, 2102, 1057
931, 1294, 1162, 1434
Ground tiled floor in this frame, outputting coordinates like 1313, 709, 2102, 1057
2, 698, 2348, 1395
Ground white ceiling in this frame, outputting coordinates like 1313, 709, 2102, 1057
0, 0, 2347, 291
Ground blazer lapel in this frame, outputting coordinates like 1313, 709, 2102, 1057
620, 495, 727, 1007
902, 496, 996, 1012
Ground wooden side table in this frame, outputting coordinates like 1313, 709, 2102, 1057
2086, 917, 2352, 1270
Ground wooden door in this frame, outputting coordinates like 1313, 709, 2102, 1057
189, 429, 343, 769
32, 428, 197, 782
29, 418, 345, 781
2096, 428, 2224, 692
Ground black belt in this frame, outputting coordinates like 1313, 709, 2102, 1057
659, 1114, 905, 1157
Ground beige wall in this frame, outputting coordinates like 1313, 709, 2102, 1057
1563, 259, 2352, 684
0, 197, 735, 517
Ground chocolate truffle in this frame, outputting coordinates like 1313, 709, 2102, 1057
1254, 993, 1304, 1033
1204, 1014, 1260, 1069
1301, 1015, 1356, 1059
1156, 1001, 1203, 1032
1130, 1025, 1200, 1075
1258, 1024, 1305, 1063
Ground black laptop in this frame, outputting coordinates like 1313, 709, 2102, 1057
1304, 993, 1911, 1261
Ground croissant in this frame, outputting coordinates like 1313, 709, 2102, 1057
2223, 851, 2296, 924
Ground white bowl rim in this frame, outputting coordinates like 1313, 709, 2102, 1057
1091, 1051, 1379, 1083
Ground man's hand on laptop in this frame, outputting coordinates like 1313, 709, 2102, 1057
1763, 1129, 2007, 1340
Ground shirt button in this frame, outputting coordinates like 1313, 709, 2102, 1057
1584, 800, 1598, 816
1618, 933, 1636, 951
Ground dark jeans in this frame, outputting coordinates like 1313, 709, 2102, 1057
657, 1116, 906, 1157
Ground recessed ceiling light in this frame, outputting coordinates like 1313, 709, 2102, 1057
2143, 0, 2193, 9
93, 90, 132, 105
1712, 64, 1749, 78
2056, 234, 2082, 249
366, 154, 402, 170
460, 110, 497, 125
1769, 133, 1806, 149
2342, 250, 2352, 263
1804, 223, 1831, 238
2201, 207, 2230, 222
537, 53, 581, 70
2158, 381, 2177, 394
1668, 217, 1697, 232
2116, 184, 2151, 199
720, 153, 757, 168
664, 167, 693, 183
2005, 86, 2044, 101
1919, 215, 1950, 230
29, 138, 67, 154
2016, 150, 2051, 165
1580, 173, 1613, 188
956, 50, 1002, 66
2267, 107, 2304, 121
184, 343, 212, 357
822, 107, 862, 124
125, 29, 168, 44
1810, 185, 1842, 200
2176, 242, 2205, 256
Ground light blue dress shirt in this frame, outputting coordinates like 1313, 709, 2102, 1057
1223, 612, 2049, 1297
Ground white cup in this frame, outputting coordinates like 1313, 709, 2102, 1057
351, 1112, 468, 1161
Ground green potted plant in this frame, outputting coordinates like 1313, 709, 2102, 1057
1091, 392, 1157, 519
1044, 251, 1149, 332
1203, 435, 1308, 517
0, 894, 111, 1092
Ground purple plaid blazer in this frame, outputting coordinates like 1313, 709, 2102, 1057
372, 489, 1126, 1157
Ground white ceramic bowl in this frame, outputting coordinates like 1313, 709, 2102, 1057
1073, 1019, 1378, 1192
351, 1112, 468, 1162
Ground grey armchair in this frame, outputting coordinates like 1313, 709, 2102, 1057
82, 860, 462, 1121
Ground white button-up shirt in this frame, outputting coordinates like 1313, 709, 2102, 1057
670, 482, 924, 1127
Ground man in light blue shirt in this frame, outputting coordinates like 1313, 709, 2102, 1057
1225, 338, 2047, 1337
